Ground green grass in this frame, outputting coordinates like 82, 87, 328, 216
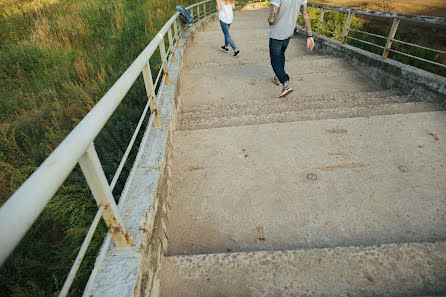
0, 0, 197, 296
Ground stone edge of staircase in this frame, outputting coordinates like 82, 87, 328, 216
161, 240, 446, 297
295, 27, 446, 106
178, 101, 441, 131
86, 13, 221, 297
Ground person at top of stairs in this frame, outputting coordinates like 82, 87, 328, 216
217, 0, 240, 57
269, 0, 315, 97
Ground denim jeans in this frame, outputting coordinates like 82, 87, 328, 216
269, 37, 291, 84
220, 20, 237, 50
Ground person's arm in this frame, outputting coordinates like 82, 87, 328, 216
232, 1, 235, 9
300, 3, 315, 51
216, 0, 221, 11
268, 4, 279, 25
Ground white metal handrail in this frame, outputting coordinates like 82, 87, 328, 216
0, 0, 216, 296
305, 4, 446, 68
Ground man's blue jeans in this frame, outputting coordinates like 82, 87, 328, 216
269, 37, 291, 84
220, 20, 237, 50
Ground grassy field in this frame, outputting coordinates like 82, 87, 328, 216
0, 0, 195, 296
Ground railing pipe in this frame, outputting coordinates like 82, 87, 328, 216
317, 8, 324, 34
383, 17, 400, 59
78, 144, 131, 249
307, 3, 446, 25
58, 206, 104, 297
342, 12, 352, 44
0, 10, 182, 265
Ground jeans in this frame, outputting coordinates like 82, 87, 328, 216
269, 37, 291, 84
220, 20, 237, 50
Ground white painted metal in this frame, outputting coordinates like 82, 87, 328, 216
0, 1, 214, 295
79, 144, 131, 249
82, 112, 156, 297
58, 205, 105, 297
383, 18, 400, 59
308, 4, 445, 67
317, 8, 324, 34
0, 4, 190, 264
342, 12, 352, 44
110, 97, 153, 191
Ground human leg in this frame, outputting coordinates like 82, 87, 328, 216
269, 38, 289, 84
219, 20, 237, 50
280, 37, 291, 74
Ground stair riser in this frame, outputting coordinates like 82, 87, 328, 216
180, 96, 410, 121
161, 242, 446, 297
178, 102, 440, 131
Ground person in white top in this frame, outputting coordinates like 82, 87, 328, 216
217, 0, 240, 57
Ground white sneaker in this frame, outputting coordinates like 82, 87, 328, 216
279, 82, 293, 98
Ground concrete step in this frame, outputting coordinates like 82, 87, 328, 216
160, 241, 446, 297
184, 35, 312, 66
233, 7, 269, 18
167, 111, 446, 255
179, 57, 379, 107
180, 90, 406, 119
191, 28, 270, 45
203, 19, 269, 32
178, 101, 441, 131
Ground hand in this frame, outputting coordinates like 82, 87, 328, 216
307, 37, 315, 51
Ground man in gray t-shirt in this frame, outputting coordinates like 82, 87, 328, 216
268, 0, 314, 97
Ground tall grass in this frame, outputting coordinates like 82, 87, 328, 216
297, 4, 446, 77
0, 0, 196, 296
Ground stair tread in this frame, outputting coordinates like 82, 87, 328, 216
161, 241, 446, 297
180, 58, 379, 107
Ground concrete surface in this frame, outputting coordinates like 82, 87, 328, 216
180, 57, 379, 106
167, 111, 446, 255
185, 31, 312, 66
159, 5, 446, 297
161, 241, 446, 297
296, 27, 446, 104
178, 101, 441, 130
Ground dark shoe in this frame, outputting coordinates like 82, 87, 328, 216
279, 82, 293, 98
220, 46, 229, 53
234, 50, 240, 58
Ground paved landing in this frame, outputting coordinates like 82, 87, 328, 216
167, 111, 446, 255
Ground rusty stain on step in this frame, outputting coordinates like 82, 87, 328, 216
314, 163, 365, 170
326, 128, 347, 133
427, 131, 439, 141
187, 165, 203, 171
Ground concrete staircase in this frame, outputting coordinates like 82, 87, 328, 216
160, 6, 446, 297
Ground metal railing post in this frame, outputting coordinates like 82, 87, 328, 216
383, 17, 400, 59
159, 40, 170, 85
167, 26, 174, 61
173, 18, 179, 47
342, 11, 352, 44
204, 3, 207, 17
197, 5, 200, 20
79, 144, 131, 249
142, 62, 161, 128
317, 8, 325, 34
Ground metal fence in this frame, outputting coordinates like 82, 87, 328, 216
304, 4, 446, 69
0, 0, 216, 296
